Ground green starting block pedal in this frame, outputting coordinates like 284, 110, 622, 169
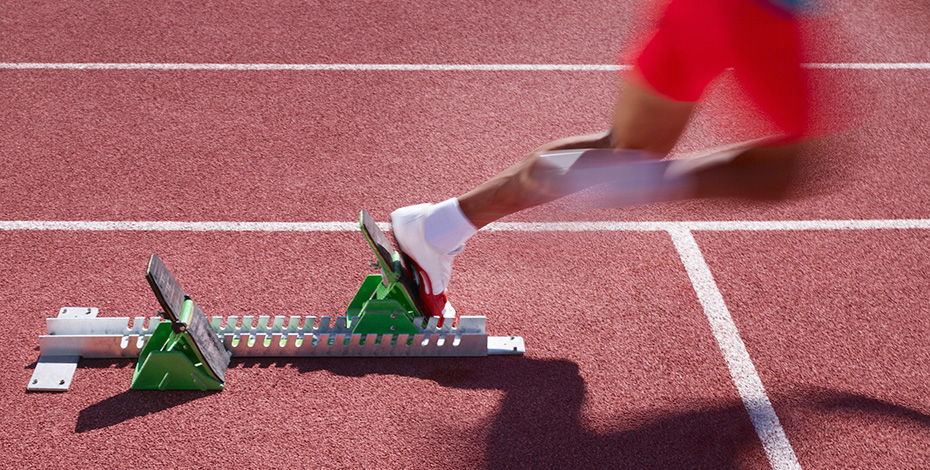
348, 209, 430, 336
131, 255, 232, 390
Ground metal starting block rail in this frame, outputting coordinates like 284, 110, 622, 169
28, 308, 524, 392
28, 242, 525, 392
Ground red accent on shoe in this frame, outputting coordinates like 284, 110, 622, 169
411, 263, 448, 327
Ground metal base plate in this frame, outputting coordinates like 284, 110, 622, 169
27, 308, 98, 392
28, 355, 80, 392
488, 336, 526, 355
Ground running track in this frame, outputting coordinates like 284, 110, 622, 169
2, 1, 929, 469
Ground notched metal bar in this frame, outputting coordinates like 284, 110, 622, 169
30, 308, 524, 391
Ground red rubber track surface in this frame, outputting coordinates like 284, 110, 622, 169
1, 0, 929, 63
697, 229, 930, 469
2, 0, 930, 468
2, 70, 929, 223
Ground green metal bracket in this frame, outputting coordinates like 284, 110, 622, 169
350, 209, 436, 337
345, 257, 422, 337
131, 298, 225, 391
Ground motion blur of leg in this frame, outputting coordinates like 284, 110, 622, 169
458, 80, 695, 229
391, 0, 813, 315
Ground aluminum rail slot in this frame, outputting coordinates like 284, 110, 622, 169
29, 309, 525, 391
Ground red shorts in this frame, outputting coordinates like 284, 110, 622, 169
630, 0, 809, 137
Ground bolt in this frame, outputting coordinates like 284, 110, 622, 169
32, 379, 38, 384
390, 314, 396, 319
59, 379, 66, 385
390, 326, 396, 331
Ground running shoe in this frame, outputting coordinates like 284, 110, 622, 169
391, 203, 462, 320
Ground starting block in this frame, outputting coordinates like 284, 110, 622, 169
27, 211, 525, 392
130, 254, 232, 390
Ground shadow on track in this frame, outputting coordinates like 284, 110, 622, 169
288, 356, 760, 469
75, 389, 219, 433
72, 355, 930, 468
289, 356, 930, 470
802, 387, 930, 427
73, 359, 218, 433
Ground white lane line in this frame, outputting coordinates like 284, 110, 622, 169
669, 228, 801, 470
0, 63, 627, 71
0, 220, 359, 232
806, 62, 930, 70
1, 62, 929, 71
6, 219, 930, 232
488, 219, 930, 232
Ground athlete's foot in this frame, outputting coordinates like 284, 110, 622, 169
391, 203, 462, 321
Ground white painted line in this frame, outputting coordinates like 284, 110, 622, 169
2, 219, 930, 232
487, 221, 674, 232
1, 62, 928, 71
669, 228, 801, 470
806, 62, 930, 70
487, 219, 930, 232
0, 62, 626, 71
672, 219, 930, 231
0, 220, 360, 232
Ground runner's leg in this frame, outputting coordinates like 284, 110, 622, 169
458, 79, 695, 229
391, 78, 695, 314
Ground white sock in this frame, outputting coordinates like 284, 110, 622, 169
424, 198, 477, 253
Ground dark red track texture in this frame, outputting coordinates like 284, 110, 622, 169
2, 1, 929, 469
